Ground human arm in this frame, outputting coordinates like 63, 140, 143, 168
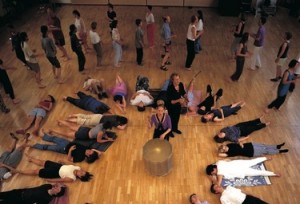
282, 70, 297, 84
96, 132, 114, 143
44, 177, 74, 183
37, 102, 53, 111
67, 145, 76, 162
130, 92, 139, 100
236, 43, 249, 57
218, 153, 228, 157
213, 109, 224, 122
92, 149, 103, 156
275, 42, 287, 62
234, 22, 243, 35
238, 136, 249, 143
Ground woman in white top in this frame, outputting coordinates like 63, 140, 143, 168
195, 10, 204, 53
185, 15, 200, 70
145, 5, 155, 48
111, 20, 122, 67
72, 10, 90, 52
89, 22, 103, 67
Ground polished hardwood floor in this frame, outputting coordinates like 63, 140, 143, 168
0, 5, 300, 204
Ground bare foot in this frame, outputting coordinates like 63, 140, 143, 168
62, 96, 67, 101
240, 101, 246, 107
12, 98, 21, 104
265, 121, 271, 126
275, 173, 281, 177
266, 156, 272, 161
264, 108, 271, 114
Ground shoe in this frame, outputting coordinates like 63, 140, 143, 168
216, 89, 223, 101
279, 149, 289, 153
206, 85, 212, 95
16, 129, 25, 135
169, 133, 175, 138
165, 61, 172, 65
277, 142, 285, 149
101, 92, 109, 98
270, 77, 279, 82
98, 93, 103, 100
173, 130, 182, 134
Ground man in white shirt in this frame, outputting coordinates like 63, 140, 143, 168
130, 90, 154, 112
210, 184, 268, 204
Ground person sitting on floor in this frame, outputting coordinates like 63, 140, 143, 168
66, 113, 128, 129
189, 193, 209, 204
83, 76, 108, 99
49, 120, 114, 144
206, 157, 280, 186
214, 116, 270, 143
197, 84, 223, 115
201, 100, 245, 123
210, 184, 268, 204
64, 91, 111, 114
218, 142, 288, 158
27, 128, 101, 163
0, 183, 66, 203
16, 95, 55, 136
2, 154, 93, 183
110, 73, 128, 114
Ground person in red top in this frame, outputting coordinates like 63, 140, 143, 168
16, 95, 55, 136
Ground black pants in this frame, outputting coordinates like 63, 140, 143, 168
75, 50, 86, 72
267, 95, 287, 110
0, 189, 24, 203
153, 128, 169, 141
231, 57, 245, 81
0, 72, 15, 99
235, 118, 266, 136
185, 39, 195, 68
242, 195, 268, 204
136, 48, 143, 65
15, 48, 27, 65
66, 91, 88, 109
168, 105, 181, 131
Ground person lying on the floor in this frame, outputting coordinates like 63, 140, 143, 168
210, 184, 268, 204
83, 76, 108, 99
0, 183, 66, 204
64, 91, 111, 114
206, 157, 280, 186
218, 142, 288, 157
189, 193, 209, 204
110, 73, 127, 114
214, 116, 270, 143
2, 154, 93, 183
66, 113, 128, 129
16, 95, 55, 136
50, 120, 114, 144
197, 84, 223, 115
27, 129, 101, 163
201, 101, 245, 123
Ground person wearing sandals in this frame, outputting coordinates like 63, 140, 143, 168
197, 85, 223, 115
214, 116, 270, 143
160, 16, 175, 71
16, 95, 55, 136
148, 104, 172, 141
201, 101, 245, 123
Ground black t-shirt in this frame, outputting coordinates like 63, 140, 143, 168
22, 184, 53, 204
166, 82, 186, 109
65, 142, 88, 163
100, 115, 119, 127
107, 11, 116, 21
226, 143, 254, 157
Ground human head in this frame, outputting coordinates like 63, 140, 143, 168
197, 10, 203, 20
190, 15, 198, 24
69, 24, 77, 36
137, 102, 146, 112
147, 5, 152, 11
260, 16, 267, 25
170, 73, 180, 86
49, 184, 66, 197
85, 150, 99, 164
111, 20, 118, 29
135, 19, 142, 27
240, 32, 249, 44
76, 170, 93, 182
285, 32, 292, 40
189, 193, 199, 204
214, 133, 226, 143
288, 59, 299, 69
156, 104, 165, 116
91, 21, 97, 30
40, 25, 48, 38
20, 32, 28, 43
218, 144, 229, 153
108, 3, 114, 10
210, 184, 223, 194
201, 114, 213, 123
113, 95, 123, 104
163, 16, 171, 23
156, 99, 165, 107
117, 116, 128, 126
46, 95, 55, 103
72, 10, 80, 18
206, 164, 217, 175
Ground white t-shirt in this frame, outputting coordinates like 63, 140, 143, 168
186, 24, 196, 41
89, 30, 101, 44
196, 19, 203, 32
216, 160, 246, 179
75, 18, 86, 33
22, 42, 37, 63
220, 186, 246, 204
130, 90, 153, 106
112, 28, 120, 41
59, 165, 81, 181
145, 13, 155, 24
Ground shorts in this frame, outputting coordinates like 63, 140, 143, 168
47, 56, 61, 68
54, 37, 65, 46
38, 160, 62, 178
187, 91, 194, 107
164, 41, 172, 53
27, 62, 40, 73
277, 58, 287, 67
29, 108, 47, 118
76, 114, 102, 126
0, 150, 22, 168
75, 127, 91, 140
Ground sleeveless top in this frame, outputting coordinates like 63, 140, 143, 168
145, 13, 155, 24
234, 22, 245, 38
278, 70, 294, 97
277, 40, 290, 59
186, 24, 196, 41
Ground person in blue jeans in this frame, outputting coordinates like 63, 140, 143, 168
64, 91, 111, 114
28, 129, 101, 163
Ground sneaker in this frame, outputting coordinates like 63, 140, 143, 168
101, 92, 109, 98
270, 77, 279, 82
173, 130, 182, 134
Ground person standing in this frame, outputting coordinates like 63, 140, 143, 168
0, 59, 21, 104
160, 16, 174, 71
195, 10, 204, 54
111, 20, 122, 68
185, 15, 200, 70
69, 24, 86, 73
230, 32, 250, 81
266, 59, 299, 112
249, 17, 267, 70
270, 32, 292, 82
135, 19, 144, 66
107, 3, 117, 33
145, 5, 155, 48
73, 10, 90, 53
166, 73, 186, 135
40, 25, 63, 83
89, 22, 103, 68
47, 7, 70, 60
230, 14, 246, 60
8, 25, 27, 67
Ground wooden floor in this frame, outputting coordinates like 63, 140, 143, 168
0, 5, 300, 204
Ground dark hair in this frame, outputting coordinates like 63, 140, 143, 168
288, 59, 299, 68
197, 10, 203, 21
20, 32, 28, 47
137, 106, 146, 112
113, 95, 123, 104
79, 172, 93, 182
135, 19, 142, 26
285, 32, 292, 40
0, 59, 3, 65
206, 164, 216, 175
240, 32, 249, 44
210, 184, 217, 194
170, 72, 179, 81
48, 95, 55, 103
197, 109, 206, 115
86, 151, 99, 164
40, 25, 48, 38
260, 16, 267, 25
189, 193, 196, 204
69, 24, 76, 36
72, 10, 80, 17
53, 186, 66, 197
147, 5, 152, 11
162, 16, 168, 22
7, 24, 14, 29
108, 3, 114, 9
103, 121, 113, 130
214, 135, 225, 143
117, 116, 128, 125
91, 21, 97, 30
191, 15, 197, 24
201, 116, 208, 123
111, 20, 118, 29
